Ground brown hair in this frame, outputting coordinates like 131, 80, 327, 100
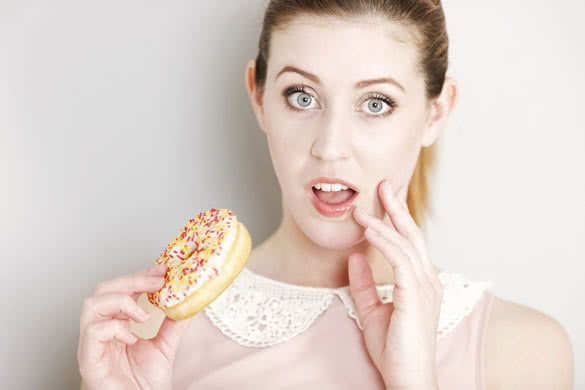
253, 0, 449, 229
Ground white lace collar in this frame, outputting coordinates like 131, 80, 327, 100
204, 266, 493, 348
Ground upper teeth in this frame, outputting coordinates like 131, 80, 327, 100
313, 183, 349, 192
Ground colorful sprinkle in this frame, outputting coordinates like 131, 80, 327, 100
147, 208, 238, 309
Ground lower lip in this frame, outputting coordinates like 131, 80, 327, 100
308, 187, 359, 218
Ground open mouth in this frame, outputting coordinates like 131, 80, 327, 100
312, 186, 357, 205
309, 185, 359, 218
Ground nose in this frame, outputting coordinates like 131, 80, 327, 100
311, 108, 351, 161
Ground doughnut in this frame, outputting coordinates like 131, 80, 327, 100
146, 208, 252, 320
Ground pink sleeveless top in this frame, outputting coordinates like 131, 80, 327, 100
172, 266, 495, 389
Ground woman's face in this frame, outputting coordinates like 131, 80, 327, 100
248, 15, 443, 249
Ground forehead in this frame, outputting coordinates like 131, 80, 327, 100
269, 14, 421, 88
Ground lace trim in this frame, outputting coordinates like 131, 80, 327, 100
204, 266, 493, 348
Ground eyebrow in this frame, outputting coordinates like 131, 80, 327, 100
275, 65, 405, 93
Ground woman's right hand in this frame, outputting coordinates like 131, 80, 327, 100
77, 263, 190, 390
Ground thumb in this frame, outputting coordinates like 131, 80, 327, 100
348, 253, 384, 329
151, 316, 191, 360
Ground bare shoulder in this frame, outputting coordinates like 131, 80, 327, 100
484, 296, 575, 390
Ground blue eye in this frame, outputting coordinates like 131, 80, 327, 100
281, 84, 397, 118
282, 85, 318, 111
361, 93, 397, 118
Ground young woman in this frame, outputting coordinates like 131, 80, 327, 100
78, 1, 575, 389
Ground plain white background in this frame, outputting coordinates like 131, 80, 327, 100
1, 1, 583, 389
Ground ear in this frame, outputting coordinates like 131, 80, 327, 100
421, 76, 459, 147
245, 59, 266, 133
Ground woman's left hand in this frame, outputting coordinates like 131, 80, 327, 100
349, 179, 443, 390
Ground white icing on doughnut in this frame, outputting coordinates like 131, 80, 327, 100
147, 208, 238, 309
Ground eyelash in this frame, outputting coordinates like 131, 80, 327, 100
281, 83, 397, 118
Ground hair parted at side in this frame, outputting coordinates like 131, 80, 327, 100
254, 0, 449, 230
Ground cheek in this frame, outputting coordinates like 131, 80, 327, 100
267, 130, 304, 166
264, 129, 306, 189
358, 131, 417, 168
264, 119, 311, 171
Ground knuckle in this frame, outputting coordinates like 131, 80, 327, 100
122, 295, 137, 313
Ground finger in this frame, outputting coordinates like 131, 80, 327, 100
347, 253, 393, 366
347, 253, 382, 325
352, 206, 424, 283
363, 226, 418, 289
397, 199, 440, 290
80, 293, 152, 332
378, 181, 424, 256
395, 190, 438, 280
94, 272, 167, 297
133, 264, 169, 299
141, 263, 169, 276
151, 316, 191, 361
80, 319, 138, 365
379, 181, 435, 281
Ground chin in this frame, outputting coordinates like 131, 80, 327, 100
298, 213, 364, 249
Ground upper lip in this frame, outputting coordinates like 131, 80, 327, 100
308, 177, 359, 192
